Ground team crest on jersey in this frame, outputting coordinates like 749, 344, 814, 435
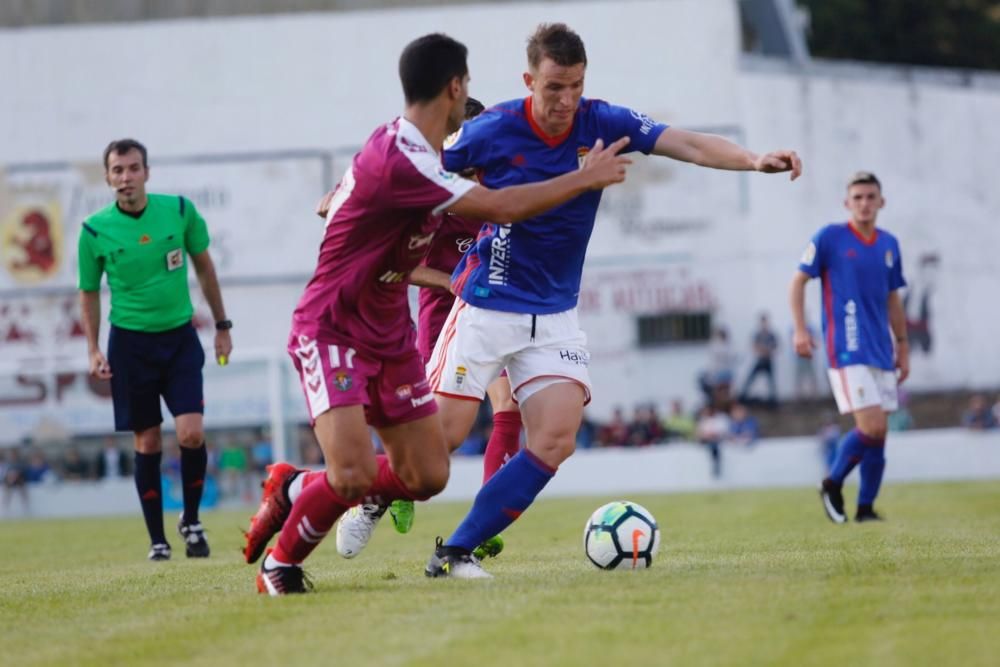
334, 372, 353, 392
801, 242, 816, 265
165, 248, 183, 271
577, 146, 590, 169
885, 250, 894, 268
455, 365, 467, 388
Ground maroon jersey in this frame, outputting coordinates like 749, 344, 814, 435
416, 213, 483, 363
292, 118, 475, 359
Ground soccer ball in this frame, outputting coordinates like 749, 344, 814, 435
583, 500, 660, 570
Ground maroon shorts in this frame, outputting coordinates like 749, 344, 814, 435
288, 330, 437, 428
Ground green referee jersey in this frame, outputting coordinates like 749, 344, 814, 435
78, 193, 210, 332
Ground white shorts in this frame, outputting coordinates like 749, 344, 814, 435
827, 365, 899, 415
426, 299, 592, 406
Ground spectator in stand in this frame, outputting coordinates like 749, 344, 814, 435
598, 406, 630, 447
791, 314, 820, 399
993, 396, 1000, 429
2, 448, 29, 513
95, 437, 131, 479
576, 413, 598, 449
887, 388, 915, 432
61, 447, 92, 481
626, 404, 664, 446
740, 312, 779, 407
24, 449, 54, 484
700, 326, 739, 408
728, 403, 760, 447
961, 394, 997, 430
817, 411, 842, 475
663, 398, 696, 442
218, 438, 251, 500
250, 428, 274, 478
696, 405, 731, 479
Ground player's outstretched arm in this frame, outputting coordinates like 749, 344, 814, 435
410, 265, 453, 292
887, 290, 910, 383
653, 128, 802, 180
789, 271, 815, 358
447, 137, 632, 224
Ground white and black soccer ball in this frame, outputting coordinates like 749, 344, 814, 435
583, 500, 661, 570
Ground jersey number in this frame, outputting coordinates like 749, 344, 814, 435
328, 345, 356, 370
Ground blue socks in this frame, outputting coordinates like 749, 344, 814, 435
828, 429, 865, 484
447, 449, 555, 551
828, 428, 886, 508
858, 444, 886, 507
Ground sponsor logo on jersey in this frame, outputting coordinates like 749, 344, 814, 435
456, 237, 474, 253
629, 109, 657, 135
379, 270, 406, 284
885, 250, 894, 268
800, 242, 816, 265
560, 349, 590, 366
408, 232, 435, 251
488, 224, 512, 286
844, 299, 859, 352
410, 393, 434, 408
334, 372, 353, 392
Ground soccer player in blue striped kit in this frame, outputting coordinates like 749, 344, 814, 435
791, 171, 909, 523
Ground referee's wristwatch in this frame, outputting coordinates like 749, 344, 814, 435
215, 319, 233, 331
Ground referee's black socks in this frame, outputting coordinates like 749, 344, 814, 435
180, 443, 208, 525
134, 451, 167, 545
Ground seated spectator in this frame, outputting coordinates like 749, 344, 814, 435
95, 437, 130, 479
598, 406, 629, 447
696, 405, 730, 479
700, 326, 738, 409
626, 404, 664, 447
728, 403, 760, 446
24, 449, 54, 484
663, 398, 695, 441
61, 447, 91, 481
888, 388, 915, 432
961, 394, 997, 430
250, 428, 273, 476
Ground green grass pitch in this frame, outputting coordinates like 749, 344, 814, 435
2, 481, 998, 666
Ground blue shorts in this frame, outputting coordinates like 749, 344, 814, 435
108, 323, 205, 432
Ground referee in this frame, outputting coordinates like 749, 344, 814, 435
78, 139, 233, 561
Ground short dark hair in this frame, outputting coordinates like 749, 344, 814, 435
103, 138, 147, 170
399, 33, 468, 105
527, 23, 587, 69
847, 170, 881, 191
465, 97, 485, 120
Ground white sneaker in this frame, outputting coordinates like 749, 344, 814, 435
336, 503, 387, 558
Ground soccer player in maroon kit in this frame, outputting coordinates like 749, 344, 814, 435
333, 97, 521, 560
246, 33, 633, 595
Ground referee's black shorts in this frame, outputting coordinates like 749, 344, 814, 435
108, 322, 205, 432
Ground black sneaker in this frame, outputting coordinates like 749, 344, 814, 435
819, 478, 847, 524
178, 516, 211, 558
855, 505, 884, 522
256, 550, 313, 596
425, 537, 492, 579
148, 543, 172, 561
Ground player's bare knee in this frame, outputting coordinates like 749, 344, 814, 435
177, 429, 204, 448
397, 457, 450, 499
529, 433, 576, 467
326, 461, 377, 501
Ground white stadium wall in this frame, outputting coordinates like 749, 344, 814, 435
2, 0, 1000, 444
